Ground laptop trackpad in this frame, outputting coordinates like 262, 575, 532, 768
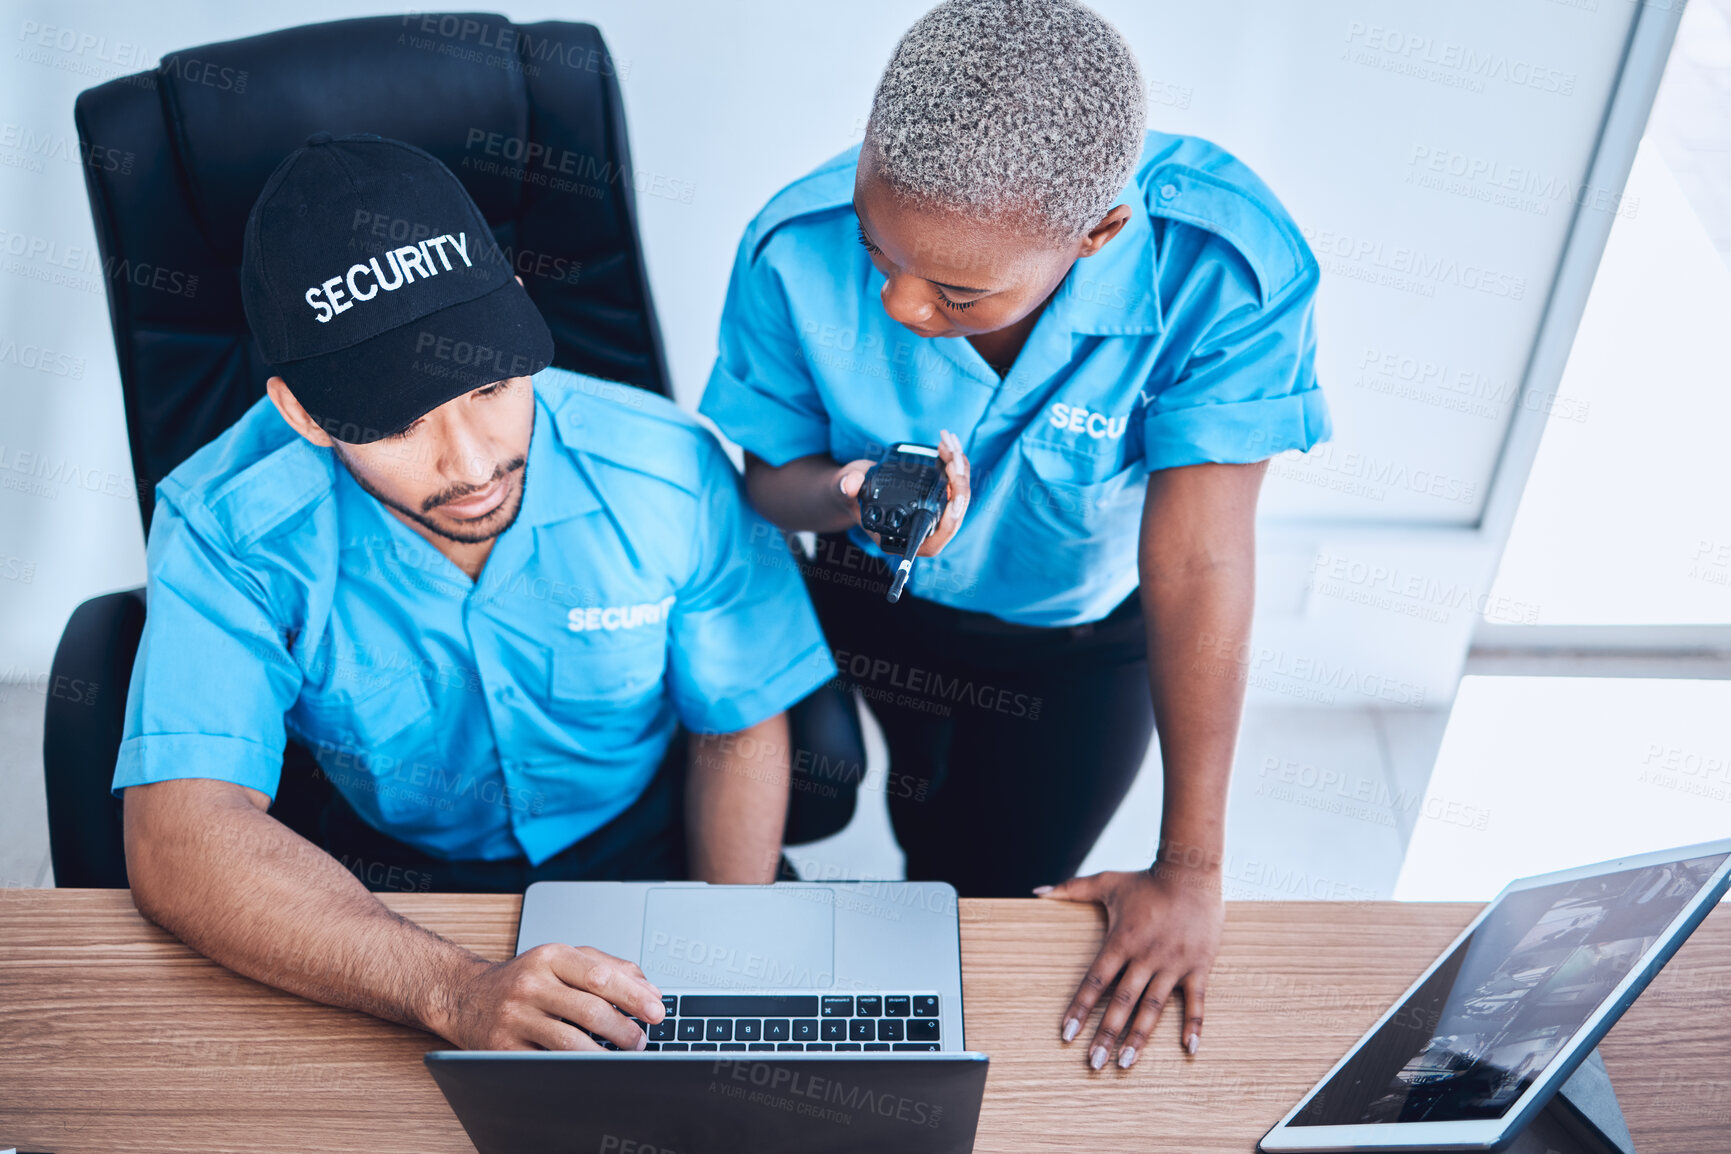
640, 887, 835, 988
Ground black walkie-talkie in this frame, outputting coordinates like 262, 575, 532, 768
859, 442, 949, 603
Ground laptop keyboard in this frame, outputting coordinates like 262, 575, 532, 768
613, 994, 943, 1052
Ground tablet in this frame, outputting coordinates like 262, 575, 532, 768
1259, 839, 1731, 1152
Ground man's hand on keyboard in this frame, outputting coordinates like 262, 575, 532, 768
432, 943, 667, 1051
1036, 866, 1224, 1071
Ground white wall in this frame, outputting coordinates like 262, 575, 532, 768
0, 0, 1655, 705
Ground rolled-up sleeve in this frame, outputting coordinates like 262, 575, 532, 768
665, 438, 835, 734
698, 232, 833, 467
1143, 262, 1331, 470
113, 498, 303, 799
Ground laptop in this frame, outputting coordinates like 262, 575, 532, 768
426, 881, 990, 1154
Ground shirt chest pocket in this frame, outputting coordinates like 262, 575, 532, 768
543, 628, 670, 746
1012, 437, 1147, 543
296, 671, 434, 759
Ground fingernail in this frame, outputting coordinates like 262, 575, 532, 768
1089, 1046, 1107, 1070
636, 1034, 648, 1051
1118, 1046, 1137, 1069
1032, 885, 1053, 896
1187, 1033, 1200, 1056
1062, 1018, 1079, 1042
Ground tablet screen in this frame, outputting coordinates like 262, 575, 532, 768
1290, 852, 1728, 1127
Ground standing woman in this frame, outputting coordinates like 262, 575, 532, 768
700, 0, 1329, 1070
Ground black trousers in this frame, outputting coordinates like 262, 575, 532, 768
803, 533, 1157, 897
319, 734, 690, 893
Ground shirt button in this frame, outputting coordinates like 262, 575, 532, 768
1159, 182, 1180, 201
494, 685, 515, 702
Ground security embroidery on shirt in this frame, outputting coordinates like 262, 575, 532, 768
1045, 402, 1129, 440
566, 595, 677, 633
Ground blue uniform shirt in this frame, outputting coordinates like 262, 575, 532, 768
114, 368, 836, 865
699, 131, 1332, 627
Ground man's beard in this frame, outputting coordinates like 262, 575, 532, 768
335, 446, 528, 545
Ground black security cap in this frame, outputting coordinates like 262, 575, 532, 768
241, 132, 553, 443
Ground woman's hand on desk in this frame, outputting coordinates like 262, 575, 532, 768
1037, 866, 1224, 1071
432, 943, 667, 1052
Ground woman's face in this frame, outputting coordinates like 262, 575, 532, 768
852, 147, 1130, 340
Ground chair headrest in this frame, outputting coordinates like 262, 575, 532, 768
160, 13, 529, 265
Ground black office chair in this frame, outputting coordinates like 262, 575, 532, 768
48, 13, 862, 887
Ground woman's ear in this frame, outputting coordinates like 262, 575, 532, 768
1077, 204, 1133, 259
265, 375, 335, 448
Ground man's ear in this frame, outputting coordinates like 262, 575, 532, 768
1077, 204, 1133, 259
265, 375, 335, 448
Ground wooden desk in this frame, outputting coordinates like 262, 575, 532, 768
1, 891, 1727, 1152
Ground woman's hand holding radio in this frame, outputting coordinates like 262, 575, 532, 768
835, 429, 972, 558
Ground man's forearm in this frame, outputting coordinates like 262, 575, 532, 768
124, 779, 485, 1039
685, 712, 793, 883
743, 452, 856, 534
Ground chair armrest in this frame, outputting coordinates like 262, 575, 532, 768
43, 588, 147, 887
782, 683, 867, 847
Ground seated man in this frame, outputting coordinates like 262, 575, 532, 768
114, 134, 834, 1052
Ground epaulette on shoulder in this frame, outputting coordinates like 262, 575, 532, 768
544, 373, 713, 498
1142, 134, 1314, 304
742, 145, 860, 262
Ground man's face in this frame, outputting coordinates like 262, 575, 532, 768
333, 376, 535, 545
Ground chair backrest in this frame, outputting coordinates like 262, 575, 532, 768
74, 13, 670, 531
